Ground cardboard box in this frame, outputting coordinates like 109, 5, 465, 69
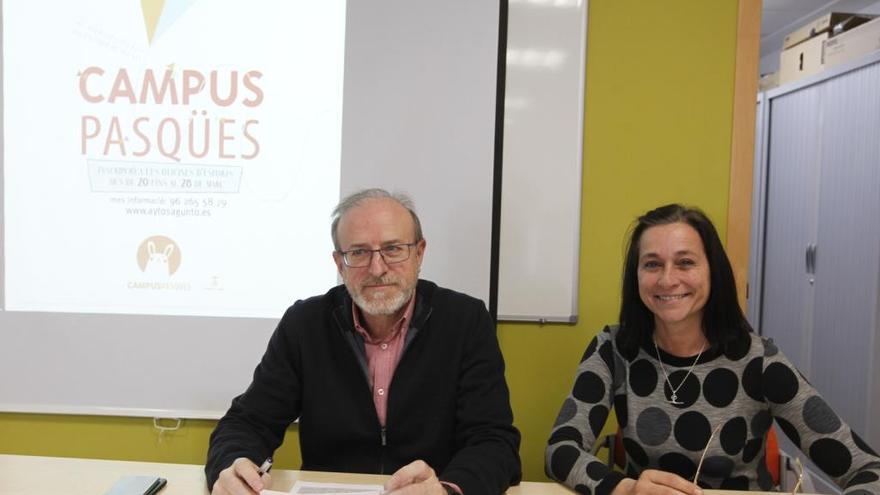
824, 16, 880, 68
779, 34, 826, 85
783, 13, 875, 49
758, 71, 779, 92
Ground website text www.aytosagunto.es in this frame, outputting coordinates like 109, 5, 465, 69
112, 195, 228, 218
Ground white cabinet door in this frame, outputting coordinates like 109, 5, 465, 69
760, 85, 823, 375
811, 61, 880, 449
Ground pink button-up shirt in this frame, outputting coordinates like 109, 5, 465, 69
352, 296, 415, 427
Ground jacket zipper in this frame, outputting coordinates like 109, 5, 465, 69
380, 426, 387, 474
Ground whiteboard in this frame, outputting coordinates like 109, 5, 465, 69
497, 0, 587, 322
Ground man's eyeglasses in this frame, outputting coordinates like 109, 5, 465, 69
338, 243, 417, 267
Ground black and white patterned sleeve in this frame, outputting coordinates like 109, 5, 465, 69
546, 327, 627, 495
761, 338, 880, 495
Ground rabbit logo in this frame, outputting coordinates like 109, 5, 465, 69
137, 236, 181, 277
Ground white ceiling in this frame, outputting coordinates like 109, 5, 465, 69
762, 0, 837, 38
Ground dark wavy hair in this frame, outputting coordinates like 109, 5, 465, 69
617, 204, 752, 358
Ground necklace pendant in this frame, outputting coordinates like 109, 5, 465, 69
653, 339, 704, 408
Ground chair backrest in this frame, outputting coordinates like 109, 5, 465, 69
766, 426, 780, 486
613, 428, 625, 469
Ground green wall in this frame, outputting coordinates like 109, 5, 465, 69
0, 0, 739, 483
504, 0, 738, 481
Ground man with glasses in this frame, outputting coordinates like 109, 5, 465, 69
206, 189, 521, 495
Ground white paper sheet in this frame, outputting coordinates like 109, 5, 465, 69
283, 480, 384, 495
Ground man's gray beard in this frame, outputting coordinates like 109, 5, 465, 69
348, 281, 416, 316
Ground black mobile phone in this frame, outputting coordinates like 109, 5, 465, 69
104, 475, 167, 495
144, 477, 167, 495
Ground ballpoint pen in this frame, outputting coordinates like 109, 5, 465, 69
257, 457, 273, 476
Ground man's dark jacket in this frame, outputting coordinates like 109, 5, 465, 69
206, 280, 521, 494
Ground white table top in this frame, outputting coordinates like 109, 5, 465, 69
0, 454, 801, 495
0, 454, 574, 495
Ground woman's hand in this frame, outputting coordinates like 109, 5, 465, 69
611, 469, 703, 495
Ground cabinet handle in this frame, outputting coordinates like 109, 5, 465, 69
805, 243, 812, 274
805, 243, 817, 275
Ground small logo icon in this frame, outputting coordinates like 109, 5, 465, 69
140, 0, 197, 45
137, 235, 181, 277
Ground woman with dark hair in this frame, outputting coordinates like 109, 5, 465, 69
545, 204, 880, 495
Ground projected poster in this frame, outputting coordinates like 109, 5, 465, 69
3, 1, 345, 318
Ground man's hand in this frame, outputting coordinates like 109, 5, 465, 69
383, 460, 448, 495
611, 469, 702, 495
211, 457, 272, 495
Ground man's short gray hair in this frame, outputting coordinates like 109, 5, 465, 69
331, 188, 424, 250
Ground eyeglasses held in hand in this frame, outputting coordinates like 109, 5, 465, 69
694, 424, 804, 495
693, 423, 723, 485
790, 457, 804, 495
339, 243, 417, 267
